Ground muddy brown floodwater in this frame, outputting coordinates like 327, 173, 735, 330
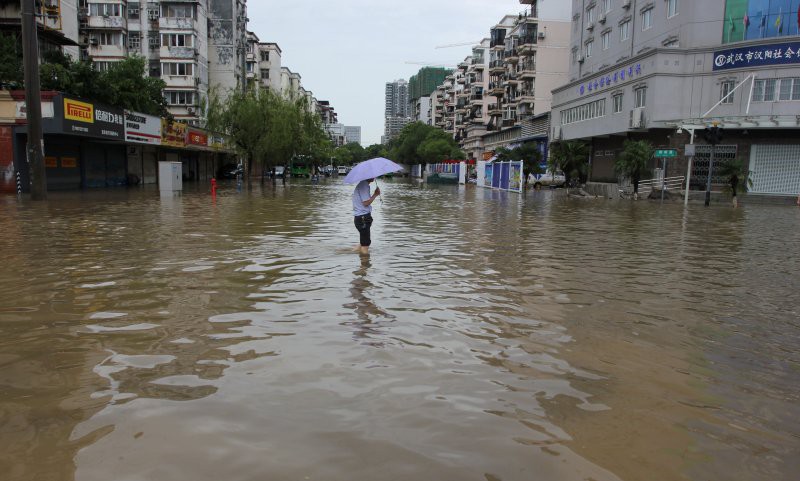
1, 180, 798, 481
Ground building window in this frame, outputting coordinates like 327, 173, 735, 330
586, 40, 594, 58
620, 20, 630, 41
261, 69, 269, 79
161, 33, 194, 47
613, 93, 623, 113
89, 3, 124, 17
634, 87, 647, 107
587, 6, 595, 23
602, 0, 612, 13
720, 81, 735, 104
642, 9, 653, 30
164, 91, 196, 106
93, 61, 118, 72
260, 51, 269, 61
98, 32, 119, 46
561, 99, 606, 125
161, 62, 194, 76
667, 0, 678, 18
602, 31, 610, 50
161, 4, 194, 19
753, 78, 799, 102
128, 32, 140, 50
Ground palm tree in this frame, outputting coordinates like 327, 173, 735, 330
717, 158, 752, 206
615, 140, 653, 198
548, 141, 590, 187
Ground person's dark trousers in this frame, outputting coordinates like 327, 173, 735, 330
354, 214, 373, 246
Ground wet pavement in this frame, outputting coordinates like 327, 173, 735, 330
1, 179, 799, 481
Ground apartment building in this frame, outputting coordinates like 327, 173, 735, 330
551, 0, 800, 195
344, 126, 361, 145
427, 1, 569, 161
257, 42, 282, 92
384, 79, 410, 143
0, 0, 80, 59
207, 0, 247, 96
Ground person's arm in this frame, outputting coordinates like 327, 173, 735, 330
361, 186, 381, 207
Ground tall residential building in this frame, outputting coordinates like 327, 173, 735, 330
257, 42, 282, 92
0, 1, 80, 59
428, 1, 570, 161
551, 0, 800, 196
384, 79, 410, 142
344, 126, 362, 145
207, 0, 248, 97
76, 1, 211, 125
408, 67, 451, 111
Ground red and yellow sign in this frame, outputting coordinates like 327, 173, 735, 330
187, 129, 208, 146
64, 98, 93, 123
161, 120, 187, 148
45, 156, 57, 168
61, 157, 77, 168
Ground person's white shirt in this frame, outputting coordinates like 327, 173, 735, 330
352, 180, 372, 216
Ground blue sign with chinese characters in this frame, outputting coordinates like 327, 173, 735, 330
713, 41, 800, 71
578, 63, 643, 96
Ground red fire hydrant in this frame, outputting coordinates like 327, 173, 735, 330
211, 178, 217, 197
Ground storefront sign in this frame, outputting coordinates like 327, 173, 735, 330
124, 111, 162, 145
187, 129, 208, 147
62, 97, 124, 140
713, 41, 800, 71
15, 101, 55, 119
161, 120, 187, 148
61, 157, 77, 168
578, 63, 643, 96
208, 134, 226, 151
45, 156, 57, 168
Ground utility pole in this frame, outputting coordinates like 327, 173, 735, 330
21, 0, 47, 200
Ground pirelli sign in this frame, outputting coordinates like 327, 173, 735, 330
62, 96, 124, 140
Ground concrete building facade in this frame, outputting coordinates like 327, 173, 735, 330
344, 126, 361, 145
551, 0, 800, 196
207, 0, 247, 97
384, 79, 410, 143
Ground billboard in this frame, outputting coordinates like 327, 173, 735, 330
62, 97, 124, 140
124, 111, 162, 145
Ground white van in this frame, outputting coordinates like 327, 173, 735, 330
337, 166, 349, 175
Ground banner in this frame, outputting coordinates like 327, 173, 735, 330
713, 41, 800, 70
0, 126, 14, 193
187, 128, 208, 147
62, 97, 124, 140
161, 120, 187, 148
509, 162, 523, 192
124, 111, 162, 145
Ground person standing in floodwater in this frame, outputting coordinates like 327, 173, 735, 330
352, 178, 380, 255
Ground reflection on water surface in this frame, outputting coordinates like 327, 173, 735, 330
1, 181, 798, 481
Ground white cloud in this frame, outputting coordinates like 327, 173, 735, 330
247, 1, 571, 145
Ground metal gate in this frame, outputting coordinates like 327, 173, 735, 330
690, 145, 738, 189
749, 144, 800, 195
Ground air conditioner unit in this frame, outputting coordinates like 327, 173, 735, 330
187, 107, 195, 115
599, 15, 607, 24
629, 107, 645, 128
89, 37, 99, 46
578, 55, 585, 63
622, 0, 631, 9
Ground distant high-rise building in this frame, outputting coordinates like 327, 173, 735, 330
384, 79, 410, 143
344, 126, 361, 145
408, 67, 451, 104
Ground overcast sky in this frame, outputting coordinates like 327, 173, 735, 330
247, 1, 571, 146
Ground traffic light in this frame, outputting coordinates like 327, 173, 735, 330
703, 126, 723, 145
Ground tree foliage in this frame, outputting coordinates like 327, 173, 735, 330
2, 45, 169, 116
388, 122, 464, 167
548, 140, 590, 186
205, 88, 331, 177
614, 140, 653, 193
717, 158, 753, 196
494, 143, 544, 177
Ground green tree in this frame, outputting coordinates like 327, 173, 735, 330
717, 158, 752, 199
548, 140, 590, 187
0, 33, 23, 89
614, 140, 653, 195
392, 122, 465, 171
332, 145, 354, 166
494, 143, 543, 179
364, 143, 389, 160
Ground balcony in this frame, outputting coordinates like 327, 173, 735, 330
246, 52, 256, 61
87, 15, 127, 29
517, 90, 536, 104
163, 75, 200, 88
88, 43, 126, 57
470, 93, 483, 101
160, 46, 198, 59
488, 104, 503, 117
489, 60, 505, 74
502, 115, 517, 127
519, 63, 537, 79
505, 49, 519, 63
488, 82, 505, 97
159, 16, 197, 30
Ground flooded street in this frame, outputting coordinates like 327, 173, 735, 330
1, 180, 799, 481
